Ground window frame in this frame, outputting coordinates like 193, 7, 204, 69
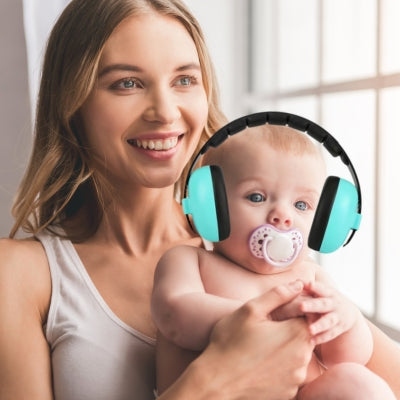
243, 0, 400, 342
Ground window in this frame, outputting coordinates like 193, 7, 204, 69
246, 0, 400, 341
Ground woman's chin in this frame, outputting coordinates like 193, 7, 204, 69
142, 171, 181, 189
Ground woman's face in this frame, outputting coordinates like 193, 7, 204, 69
80, 13, 208, 190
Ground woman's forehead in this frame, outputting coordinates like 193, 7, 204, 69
99, 13, 198, 69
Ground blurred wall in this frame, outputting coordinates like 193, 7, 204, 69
0, 0, 32, 237
184, 0, 248, 120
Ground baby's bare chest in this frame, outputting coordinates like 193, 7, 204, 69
199, 255, 315, 302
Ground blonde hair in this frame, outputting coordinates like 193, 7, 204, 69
11, 0, 227, 240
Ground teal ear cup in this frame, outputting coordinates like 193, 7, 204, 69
182, 165, 230, 242
308, 176, 362, 253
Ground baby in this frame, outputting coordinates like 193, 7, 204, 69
152, 124, 395, 399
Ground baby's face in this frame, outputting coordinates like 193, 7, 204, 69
213, 137, 326, 274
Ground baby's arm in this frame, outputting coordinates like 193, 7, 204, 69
300, 270, 373, 367
151, 245, 243, 351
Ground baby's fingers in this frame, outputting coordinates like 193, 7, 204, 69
300, 297, 334, 314
308, 313, 339, 342
308, 312, 339, 335
310, 324, 344, 345
304, 281, 334, 298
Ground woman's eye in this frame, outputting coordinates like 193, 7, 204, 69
295, 200, 308, 211
247, 193, 265, 203
112, 78, 142, 90
176, 76, 197, 86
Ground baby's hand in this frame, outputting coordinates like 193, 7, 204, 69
299, 281, 359, 346
269, 284, 311, 321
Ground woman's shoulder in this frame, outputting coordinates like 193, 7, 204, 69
1, 234, 38, 247
0, 236, 47, 265
0, 237, 51, 319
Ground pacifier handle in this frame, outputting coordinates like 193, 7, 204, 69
261, 235, 301, 268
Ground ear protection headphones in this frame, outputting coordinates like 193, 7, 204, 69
182, 111, 362, 253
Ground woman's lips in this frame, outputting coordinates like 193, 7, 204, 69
126, 134, 183, 160
127, 134, 182, 151
128, 136, 178, 151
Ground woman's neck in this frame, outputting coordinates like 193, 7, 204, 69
89, 185, 195, 255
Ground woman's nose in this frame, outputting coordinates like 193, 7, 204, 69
142, 87, 181, 124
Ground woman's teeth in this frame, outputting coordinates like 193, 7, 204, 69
133, 137, 178, 151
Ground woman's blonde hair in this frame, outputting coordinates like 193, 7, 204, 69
10, 0, 227, 240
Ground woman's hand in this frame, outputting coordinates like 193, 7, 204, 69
171, 281, 314, 400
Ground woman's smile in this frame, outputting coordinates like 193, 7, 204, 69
131, 137, 178, 151
127, 133, 184, 160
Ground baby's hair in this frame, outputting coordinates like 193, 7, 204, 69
203, 124, 323, 167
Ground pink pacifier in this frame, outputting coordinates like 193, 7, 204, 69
248, 224, 303, 268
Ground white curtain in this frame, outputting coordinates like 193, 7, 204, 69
22, 0, 71, 117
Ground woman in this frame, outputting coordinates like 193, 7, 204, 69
0, 0, 398, 399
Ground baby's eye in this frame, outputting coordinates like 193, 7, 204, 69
295, 200, 308, 211
246, 193, 266, 203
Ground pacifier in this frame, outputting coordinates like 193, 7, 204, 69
248, 224, 303, 268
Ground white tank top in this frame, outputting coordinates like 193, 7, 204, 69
37, 231, 156, 400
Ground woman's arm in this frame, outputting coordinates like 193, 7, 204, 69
0, 239, 53, 400
159, 281, 315, 400
367, 321, 400, 399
